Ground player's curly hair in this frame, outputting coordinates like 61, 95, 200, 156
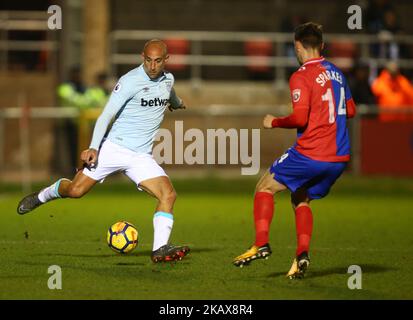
294, 22, 323, 51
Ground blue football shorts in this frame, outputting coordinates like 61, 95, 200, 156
269, 148, 347, 200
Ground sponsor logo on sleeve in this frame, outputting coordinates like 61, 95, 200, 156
114, 83, 121, 93
292, 89, 301, 102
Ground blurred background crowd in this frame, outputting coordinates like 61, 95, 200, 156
0, 0, 412, 186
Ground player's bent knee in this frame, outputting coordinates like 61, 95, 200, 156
160, 189, 176, 205
255, 174, 285, 195
255, 179, 271, 194
169, 190, 177, 203
255, 185, 274, 194
295, 202, 310, 208
67, 185, 87, 199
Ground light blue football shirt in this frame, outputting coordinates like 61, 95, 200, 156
89, 64, 181, 154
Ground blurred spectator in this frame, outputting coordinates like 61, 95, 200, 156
55, 66, 87, 174
57, 66, 87, 109
376, 10, 410, 61
55, 69, 110, 173
365, 0, 394, 34
371, 61, 413, 122
365, 0, 411, 64
348, 62, 376, 105
84, 72, 110, 108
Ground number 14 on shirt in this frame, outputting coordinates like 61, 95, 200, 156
322, 87, 347, 124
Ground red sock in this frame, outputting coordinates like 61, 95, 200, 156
295, 205, 313, 256
254, 192, 274, 247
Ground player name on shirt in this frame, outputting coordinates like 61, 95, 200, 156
141, 98, 169, 107
315, 70, 343, 87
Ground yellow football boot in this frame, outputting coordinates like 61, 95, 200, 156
233, 243, 272, 267
286, 251, 310, 279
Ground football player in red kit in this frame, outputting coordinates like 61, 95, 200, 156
233, 22, 356, 279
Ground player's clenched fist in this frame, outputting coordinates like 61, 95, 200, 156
80, 148, 98, 167
168, 101, 186, 112
263, 114, 276, 129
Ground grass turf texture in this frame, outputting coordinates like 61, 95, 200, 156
0, 175, 412, 299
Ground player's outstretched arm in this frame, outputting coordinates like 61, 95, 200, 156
263, 107, 309, 129
168, 87, 186, 112
88, 109, 115, 153
88, 77, 137, 161
269, 72, 310, 129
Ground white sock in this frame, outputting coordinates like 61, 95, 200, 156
153, 212, 174, 251
38, 178, 67, 203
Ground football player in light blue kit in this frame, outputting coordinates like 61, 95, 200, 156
17, 40, 190, 263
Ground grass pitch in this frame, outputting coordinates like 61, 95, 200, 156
0, 175, 412, 300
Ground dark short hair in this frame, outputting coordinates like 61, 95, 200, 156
294, 22, 323, 51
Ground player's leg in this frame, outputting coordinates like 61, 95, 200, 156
293, 162, 346, 264
17, 170, 97, 215
234, 148, 323, 268
17, 140, 123, 215
286, 161, 347, 279
57, 171, 98, 198
139, 175, 176, 213
291, 188, 313, 259
124, 154, 189, 262
139, 176, 176, 250
139, 176, 190, 262
233, 170, 287, 267
286, 188, 312, 279
254, 170, 287, 246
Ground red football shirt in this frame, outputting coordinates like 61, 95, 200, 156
272, 57, 356, 162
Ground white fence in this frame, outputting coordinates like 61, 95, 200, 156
110, 30, 413, 87
0, 11, 59, 72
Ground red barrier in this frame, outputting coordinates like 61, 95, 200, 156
361, 118, 413, 175
244, 39, 273, 73
163, 38, 189, 71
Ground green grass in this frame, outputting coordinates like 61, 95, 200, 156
0, 175, 412, 299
